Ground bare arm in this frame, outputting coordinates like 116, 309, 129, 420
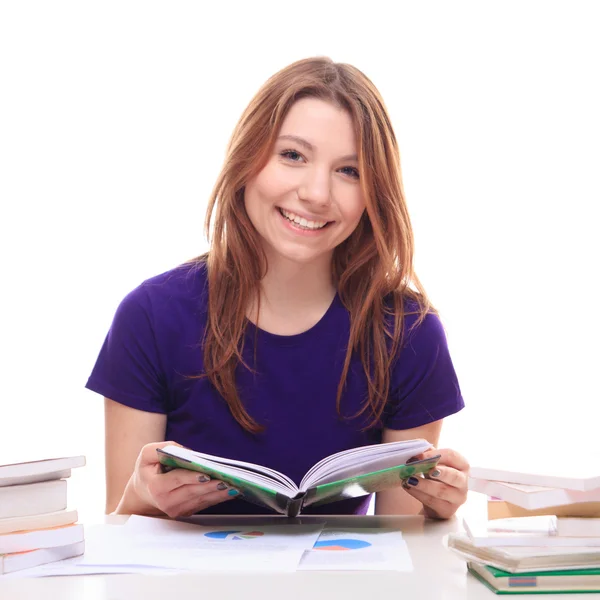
374, 419, 443, 516
104, 398, 167, 514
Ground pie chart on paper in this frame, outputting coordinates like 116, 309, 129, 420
204, 530, 265, 541
313, 539, 372, 551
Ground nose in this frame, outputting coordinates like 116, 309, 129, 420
297, 167, 331, 207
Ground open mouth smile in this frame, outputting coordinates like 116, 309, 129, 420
277, 207, 333, 231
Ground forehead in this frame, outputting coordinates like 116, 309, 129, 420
278, 98, 357, 154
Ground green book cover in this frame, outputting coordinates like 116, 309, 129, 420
468, 562, 600, 595
157, 452, 289, 514
487, 566, 600, 578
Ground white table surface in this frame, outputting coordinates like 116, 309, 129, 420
0, 511, 589, 599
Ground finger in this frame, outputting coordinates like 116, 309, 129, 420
402, 475, 465, 506
139, 441, 184, 468
425, 465, 467, 490
401, 482, 457, 519
421, 497, 456, 520
148, 470, 220, 498
159, 483, 241, 518
429, 448, 470, 472
175, 488, 241, 517
161, 468, 213, 490
406, 452, 425, 464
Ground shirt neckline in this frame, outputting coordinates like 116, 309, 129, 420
244, 293, 342, 347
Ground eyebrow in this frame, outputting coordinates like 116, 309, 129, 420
277, 135, 358, 162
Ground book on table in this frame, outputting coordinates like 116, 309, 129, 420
472, 514, 600, 542
469, 463, 600, 492
0, 541, 85, 576
468, 562, 600, 594
557, 517, 600, 538
0, 455, 85, 574
0, 523, 84, 554
0, 455, 86, 520
447, 531, 600, 573
0, 509, 78, 536
462, 516, 600, 547
157, 439, 439, 516
0, 480, 68, 520
0, 456, 86, 488
487, 498, 600, 520
469, 478, 600, 510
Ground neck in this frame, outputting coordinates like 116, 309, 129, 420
249, 251, 336, 335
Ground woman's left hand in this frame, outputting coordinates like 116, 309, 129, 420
402, 448, 470, 519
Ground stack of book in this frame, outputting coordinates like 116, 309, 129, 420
448, 464, 600, 593
0, 455, 86, 575
469, 463, 600, 521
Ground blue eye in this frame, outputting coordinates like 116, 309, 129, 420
280, 150, 303, 162
340, 166, 360, 179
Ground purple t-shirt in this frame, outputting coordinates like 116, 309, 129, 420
86, 261, 464, 514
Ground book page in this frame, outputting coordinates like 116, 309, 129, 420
300, 438, 431, 489
303, 455, 440, 508
157, 447, 297, 514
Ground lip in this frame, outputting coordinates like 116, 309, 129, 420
276, 207, 333, 236
277, 206, 334, 224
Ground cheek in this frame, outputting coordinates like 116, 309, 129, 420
244, 178, 271, 216
346, 194, 366, 224
243, 184, 256, 219
250, 166, 289, 204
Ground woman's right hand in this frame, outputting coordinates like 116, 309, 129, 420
115, 441, 240, 517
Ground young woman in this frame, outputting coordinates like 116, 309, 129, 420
87, 57, 469, 520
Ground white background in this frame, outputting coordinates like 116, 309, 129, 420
1, 1, 598, 519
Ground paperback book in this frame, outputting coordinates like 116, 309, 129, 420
468, 562, 600, 594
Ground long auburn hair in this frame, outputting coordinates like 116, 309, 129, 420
200, 57, 432, 433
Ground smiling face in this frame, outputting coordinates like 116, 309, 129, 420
243, 97, 366, 268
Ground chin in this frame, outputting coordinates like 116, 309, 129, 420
278, 251, 323, 265
268, 243, 328, 266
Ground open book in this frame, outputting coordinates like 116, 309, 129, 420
157, 439, 440, 516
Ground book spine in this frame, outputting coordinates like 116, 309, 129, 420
557, 517, 600, 537
285, 496, 305, 517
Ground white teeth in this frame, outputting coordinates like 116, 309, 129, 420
280, 209, 327, 230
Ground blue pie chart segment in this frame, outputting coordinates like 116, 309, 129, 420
204, 530, 241, 539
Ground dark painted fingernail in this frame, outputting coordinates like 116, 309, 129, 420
430, 469, 441, 478
217, 482, 228, 490
407, 476, 419, 487
198, 474, 210, 483
228, 489, 240, 496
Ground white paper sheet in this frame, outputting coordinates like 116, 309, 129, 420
298, 528, 413, 571
7, 517, 325, 577
86, 519, 323, 572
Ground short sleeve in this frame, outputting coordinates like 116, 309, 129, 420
85, 285, 168, 414
383, 312, 464, 430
